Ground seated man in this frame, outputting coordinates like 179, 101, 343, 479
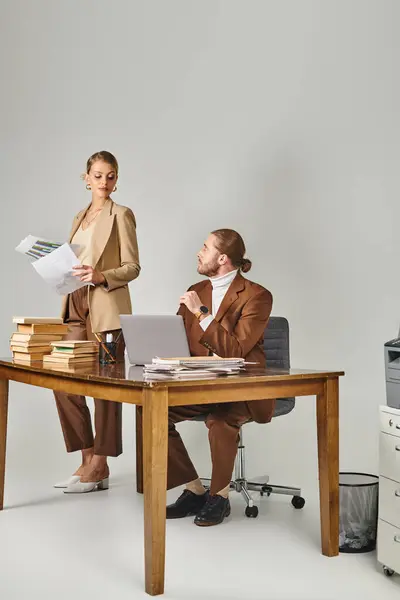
166, 228, 274, 526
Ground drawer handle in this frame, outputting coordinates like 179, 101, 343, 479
396, 490, 400, 497
395, 445, 400, 451
394, 535, 400, 543
397, 424, 400, 430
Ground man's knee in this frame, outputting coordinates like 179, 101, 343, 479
168, 408, 188, 432
206, 414, 241, 432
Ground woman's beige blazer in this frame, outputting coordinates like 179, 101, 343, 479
61, 198, 140, 333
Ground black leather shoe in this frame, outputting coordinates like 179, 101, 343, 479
166, 489, 208, 519
194, 494, 231, 527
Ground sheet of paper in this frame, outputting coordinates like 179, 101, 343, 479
31, 243, 92, 295
15, 235, 63, 259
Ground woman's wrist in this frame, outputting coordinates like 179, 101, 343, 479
94, 272, 106, 286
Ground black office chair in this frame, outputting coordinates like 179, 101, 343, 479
200, 316, 305, 518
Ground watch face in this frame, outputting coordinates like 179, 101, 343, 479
200, 305, 209, 314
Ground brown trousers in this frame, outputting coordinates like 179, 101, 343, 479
54, 287, 125, 457
137, 401, 251, 495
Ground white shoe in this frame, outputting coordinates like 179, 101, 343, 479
63, 478, 109, 494
53, 475, 81, 489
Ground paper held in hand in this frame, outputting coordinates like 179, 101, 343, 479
15, 234, 91, 295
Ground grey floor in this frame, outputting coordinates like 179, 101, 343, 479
0, 467, 399, 600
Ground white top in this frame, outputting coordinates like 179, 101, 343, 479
71, 224, 96, 267
200, 269, 238, 332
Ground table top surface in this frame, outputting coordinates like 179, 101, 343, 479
0, 358, 344, 389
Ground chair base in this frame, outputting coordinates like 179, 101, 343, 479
200, 476, 303, 513
199, 427, 305, 517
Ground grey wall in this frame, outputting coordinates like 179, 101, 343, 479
1, 0, 399, 487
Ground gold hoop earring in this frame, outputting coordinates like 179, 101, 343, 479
113, 186, 117, 192
86, 184, 91, 190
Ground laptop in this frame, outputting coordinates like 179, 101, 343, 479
120, 314, 190, 366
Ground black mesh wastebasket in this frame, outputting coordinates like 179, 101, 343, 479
339, 472, 379, 553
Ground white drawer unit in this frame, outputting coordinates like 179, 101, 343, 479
379, 431, 400, 482
378, 520, 400, 576
380, 408, 400, 436
379, 477, 400, 530
378, 405, 400, 577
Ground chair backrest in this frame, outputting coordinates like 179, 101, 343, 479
263, 316, 295, 418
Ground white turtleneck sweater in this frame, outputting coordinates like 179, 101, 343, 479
199, 269, 238, 332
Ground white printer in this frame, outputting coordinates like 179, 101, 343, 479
384, 338, 400, 409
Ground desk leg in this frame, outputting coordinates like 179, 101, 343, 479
0, 379, 9, 511
316, 377, 339, 557
142, 386, 168, 596
136, 406, 144, 494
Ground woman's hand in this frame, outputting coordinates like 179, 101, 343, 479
72, 265, 106, 285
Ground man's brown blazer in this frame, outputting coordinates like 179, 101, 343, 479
178, 272, 275, 423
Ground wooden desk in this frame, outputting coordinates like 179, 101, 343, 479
0, 359, 344, 595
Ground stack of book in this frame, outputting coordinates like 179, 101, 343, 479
143, 356, 247, 380
43, 341, 99, 367
10, 317, 69, 363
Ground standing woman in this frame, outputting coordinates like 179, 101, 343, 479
54, 151, 140, 493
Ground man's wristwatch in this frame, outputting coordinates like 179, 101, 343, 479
194, 305, 209, 320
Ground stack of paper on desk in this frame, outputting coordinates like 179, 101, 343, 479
143, 357, 246, 380
152, 356, 246, 368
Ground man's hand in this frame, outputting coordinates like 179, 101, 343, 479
179, 291, 203, 315
72, 265, 106, 286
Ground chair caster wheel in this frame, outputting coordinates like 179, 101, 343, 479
245, 505, 259, 518
291, 495, 305, 509
261, 485, 271, 497
383, 566, 395, 577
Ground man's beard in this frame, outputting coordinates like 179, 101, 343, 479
197, 258, 220, 278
